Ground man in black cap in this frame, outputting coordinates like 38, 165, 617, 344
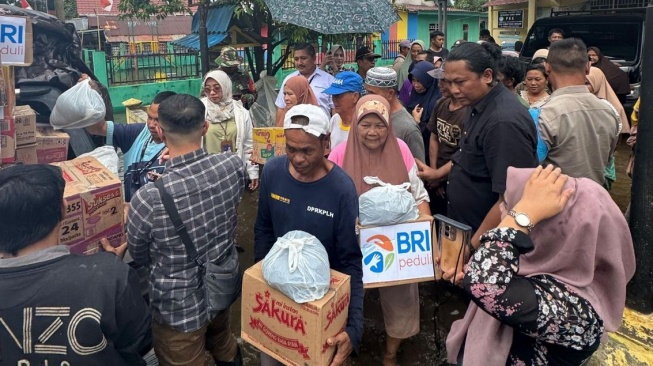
355, 46, 381, 82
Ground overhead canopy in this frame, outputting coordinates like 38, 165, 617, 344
172, 4, 235, 51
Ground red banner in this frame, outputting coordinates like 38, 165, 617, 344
249, 317, 310, 360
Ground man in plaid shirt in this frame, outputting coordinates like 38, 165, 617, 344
126, 94, 246, 366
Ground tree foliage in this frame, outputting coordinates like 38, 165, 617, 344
453, 0, 486, 13
64, 0, 78, 19
118, 0, 370, 79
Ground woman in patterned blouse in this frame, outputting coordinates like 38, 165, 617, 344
446, 165, 636, 365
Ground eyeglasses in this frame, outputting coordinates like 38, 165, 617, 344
203, 86, 222, 94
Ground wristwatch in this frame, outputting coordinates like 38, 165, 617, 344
508, 210, 534, 232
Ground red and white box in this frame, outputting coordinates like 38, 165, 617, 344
241, 262, 350, 366
51, 156, 124, 255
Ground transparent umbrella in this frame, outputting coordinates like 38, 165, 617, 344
262, 0, 400, 34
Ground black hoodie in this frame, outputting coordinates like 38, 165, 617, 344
0, 246, 151, 365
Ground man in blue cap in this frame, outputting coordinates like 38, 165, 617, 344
323, 71, 364, 149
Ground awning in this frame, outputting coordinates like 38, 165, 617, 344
172, 4, 235, 51
171, 34, 228, 50
483, 0, 528, 6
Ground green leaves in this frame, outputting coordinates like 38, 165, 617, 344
384, 253, 395, 271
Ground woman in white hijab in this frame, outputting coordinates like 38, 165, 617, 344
201, 70, 259, 189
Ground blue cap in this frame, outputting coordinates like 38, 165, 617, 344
323, 71, 364, 95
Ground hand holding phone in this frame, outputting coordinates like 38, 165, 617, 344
434, 214, 472, 285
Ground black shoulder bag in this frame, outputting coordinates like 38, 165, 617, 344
154, 178, 242, 317
124, 140, 165, 202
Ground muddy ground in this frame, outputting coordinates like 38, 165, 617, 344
232, 143, 633, 366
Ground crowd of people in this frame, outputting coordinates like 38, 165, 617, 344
0, 30, 637, 366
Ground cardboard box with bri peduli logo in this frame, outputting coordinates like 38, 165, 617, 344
241, 262, 350, 366
51, 156, 124, 255
359, 218, 436, 288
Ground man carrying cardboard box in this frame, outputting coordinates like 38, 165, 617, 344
254, 104, 363, 366
0, 164, 151, 365
84, 81, 176, 201
116, 94, 247, 366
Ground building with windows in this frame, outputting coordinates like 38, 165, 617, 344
385, 1, 488, 48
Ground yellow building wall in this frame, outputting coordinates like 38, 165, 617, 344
490, 3, 531, 44
397, 10, 408, 40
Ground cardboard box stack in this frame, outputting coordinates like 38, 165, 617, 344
252, 127, 286, 164
242, 262, 351, 366
33, 126, 70, 164
358, 219, 435, 288
51, 156, 124, 255
13, 105, 37, 164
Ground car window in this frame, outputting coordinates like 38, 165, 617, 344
522, 22, 641, 64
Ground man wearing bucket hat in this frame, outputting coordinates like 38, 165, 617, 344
364, 66, 425, 162
215, 46, 257, 109
323, 71, 364, 148
393, 40, 412, 72
255, 104, 363, 366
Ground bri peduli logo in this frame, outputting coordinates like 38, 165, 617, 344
362, 235, 394, 273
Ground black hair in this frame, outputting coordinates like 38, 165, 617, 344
157, 94, 206, 135
488, 36, 497, 44
498, 56, 526, 87
526, 62, 548, 78
548, 38, 588, 74
0, 165, 65, 255
530, 57, 547, 66
416, 51, 432, 62
152, 91, 177, 105
549, 28, 565, 38
430, 30, 445, 39
480, 29, 491, 37
514, 40, 523, 52
447, 42, 502, 81
294, 43, 316, 58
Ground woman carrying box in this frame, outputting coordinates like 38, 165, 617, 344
328, 94, 431, 366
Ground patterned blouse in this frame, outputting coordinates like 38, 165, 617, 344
464, 228, 604, 365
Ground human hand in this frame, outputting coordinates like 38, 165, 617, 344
327, 331, 353, 366
513, 165, 575, 226
101, 238, 128, 259
412, 104, 423, 122
415, 159, 440, 183
249, 179, 259, 190
435, 255, 466, 286
159, 147, 170, 164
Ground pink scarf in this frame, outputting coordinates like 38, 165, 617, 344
446, 167, 636, 365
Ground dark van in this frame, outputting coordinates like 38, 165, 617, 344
520, 12, 644, 116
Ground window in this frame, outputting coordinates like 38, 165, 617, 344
480, 21, 487, 31
463, 24, 469, 41
429, 23, 438, 31
522, 22, 640, 63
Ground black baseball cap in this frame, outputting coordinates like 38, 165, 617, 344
355, 46, 381, 60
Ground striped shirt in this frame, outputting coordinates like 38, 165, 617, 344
127, 148, 246, 332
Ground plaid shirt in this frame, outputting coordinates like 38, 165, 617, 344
127, 148, 246, 332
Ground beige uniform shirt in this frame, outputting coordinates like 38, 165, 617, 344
538, 85, 620, 185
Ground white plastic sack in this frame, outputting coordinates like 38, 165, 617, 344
78, 146, 120, 176
359, 176, 419, 226
50, 79, 106, 129
262, 230, 331, 303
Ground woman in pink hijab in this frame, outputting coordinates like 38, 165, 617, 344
446, 165, 635, 365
